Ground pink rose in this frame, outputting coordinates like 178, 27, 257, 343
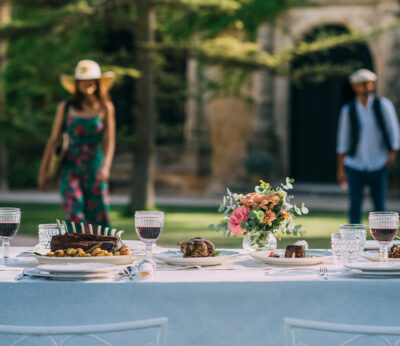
228, 206, 250, 235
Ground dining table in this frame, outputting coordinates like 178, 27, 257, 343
0, 246, 399, 346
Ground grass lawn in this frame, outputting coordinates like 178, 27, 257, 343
2, 203, 372, 249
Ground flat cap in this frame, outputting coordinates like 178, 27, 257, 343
349, 69, 377, 84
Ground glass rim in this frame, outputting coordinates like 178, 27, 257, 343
0, 208, 20, 213
369, 211, 399, 218
39, 223, 65, 229
134, 211, 164, 216
339, 224, 366, 229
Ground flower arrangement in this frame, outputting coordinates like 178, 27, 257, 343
209, 178, 308, 245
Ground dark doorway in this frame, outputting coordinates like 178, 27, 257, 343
289, 25, 374, 183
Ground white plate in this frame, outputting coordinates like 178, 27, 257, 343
344, 262, 400, 272
37, 263, 118, 274
342, 268, 400, 278
27, 269, 111, 280
33, 254, 137, 265
364, 240, 400, 251
249, 249, 331, 266
154, 250, 239, 267
361, 251, 400, 263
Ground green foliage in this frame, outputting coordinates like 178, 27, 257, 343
2, 0, 399, 189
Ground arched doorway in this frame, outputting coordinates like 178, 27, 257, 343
289, 25, 374, 183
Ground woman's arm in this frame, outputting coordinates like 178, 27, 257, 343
38, 101, 67, 190
97, 101, 115, 181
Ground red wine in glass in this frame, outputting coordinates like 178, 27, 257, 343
0, 223, 20, 238
371, 228, 397, 244
136, 226, 162, 242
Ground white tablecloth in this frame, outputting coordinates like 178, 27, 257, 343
0, 247, 399, 346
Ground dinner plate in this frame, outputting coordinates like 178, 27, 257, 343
154, 250, 239, 266
27, 269, 111, 280
33, 254, 137, 265
342, 268, 400, 278
249, 249, 331, 266
364, 240, 400, 251
361, 251, 400, 263
37, 263, 118, 274
344, 262, 400, 272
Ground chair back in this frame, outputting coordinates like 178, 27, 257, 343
285, 317, 400, 346
0, 317, 167, 346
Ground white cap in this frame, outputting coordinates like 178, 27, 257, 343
349, 69, 377, 84
74, 59, 101, 80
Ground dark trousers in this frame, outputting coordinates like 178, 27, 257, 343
346, 166, 387, 224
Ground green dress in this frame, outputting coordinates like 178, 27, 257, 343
59, 112, 110, 229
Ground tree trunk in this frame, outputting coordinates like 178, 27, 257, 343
0, 2, 11, 191
131, 0, 156, 212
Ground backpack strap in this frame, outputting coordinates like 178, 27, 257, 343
373, 97, 392, 152
348, 99, 359, 157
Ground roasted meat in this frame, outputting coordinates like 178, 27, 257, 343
50, 233, 121, 252
178, 237, 216, 257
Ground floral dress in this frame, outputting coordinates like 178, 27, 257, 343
59, 112, 110, 229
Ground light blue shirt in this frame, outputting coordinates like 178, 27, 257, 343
336, 95, 400, 172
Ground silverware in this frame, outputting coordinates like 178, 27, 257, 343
319, 266, 328, 280
119, 266, 136, 280
14, 268, 28, 281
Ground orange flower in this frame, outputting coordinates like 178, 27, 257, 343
263, 210, 276, 226
266, 194, 280, 206
279, 210, 291, 220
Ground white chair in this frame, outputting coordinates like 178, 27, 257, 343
284, 317, 400, 346
0, 317, 167, 346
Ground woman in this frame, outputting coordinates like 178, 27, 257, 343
38, 59, 116, 229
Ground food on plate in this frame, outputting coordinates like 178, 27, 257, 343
44, 244, 131, 257
50, 233, 122, 252
389, 244, 400, 258
285, 245, 306, 258
178, 237, 216, 257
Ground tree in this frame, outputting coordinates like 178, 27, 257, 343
0, 0, 398, 210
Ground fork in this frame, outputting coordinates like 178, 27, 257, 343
319, 266, 328, 280
14, 268, 28, 281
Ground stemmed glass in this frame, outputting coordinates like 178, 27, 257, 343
0, 208, 21, 264
369, 212, 399, 264
134, 211, 164, 266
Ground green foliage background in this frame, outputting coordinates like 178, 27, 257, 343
0, 0, 389, 188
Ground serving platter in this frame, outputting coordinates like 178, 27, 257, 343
344, 262, 400, 272
361, 251, 400, 263
33, 253, 137, 265
154, 250, 239, 266
342, 268, 400, 278
249, 249, 331, 266
364, 240, 400, 251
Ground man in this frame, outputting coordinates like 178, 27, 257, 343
336, 69, 400, 223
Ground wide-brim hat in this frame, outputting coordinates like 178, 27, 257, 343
349, 69, 377, 84
60, 59, 116, 94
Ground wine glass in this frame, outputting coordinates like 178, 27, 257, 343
134, 211, 164, 266
0, 208, 21, 264
369, 211, 399, 264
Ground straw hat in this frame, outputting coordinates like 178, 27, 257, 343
60, 59, 115, 94
349, 69, 377, 84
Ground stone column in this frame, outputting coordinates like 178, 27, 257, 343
250, 24, 279, 181
184, 58, 212, 176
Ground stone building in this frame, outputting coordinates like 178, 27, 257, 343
114, 0, 400, 196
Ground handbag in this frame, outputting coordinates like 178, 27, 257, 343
46, 101, 70, 180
